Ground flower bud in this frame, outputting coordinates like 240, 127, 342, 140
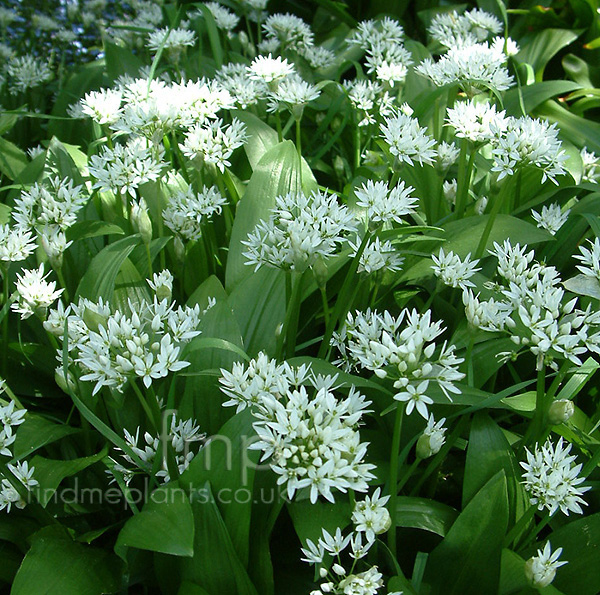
131, 199, 153, 244
82, 307, 106, 333
174, 236, 186, 263
312, 258, 328, 290
548, 399, 574, 425
524, 557, 556, 589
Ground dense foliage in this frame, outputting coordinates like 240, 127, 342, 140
1, 0, 600, 593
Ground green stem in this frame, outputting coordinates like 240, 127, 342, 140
55, 267, 70, 304
145, 243, 154, 278
503, 504, 537, 548
455, 139, 475, 219
275, 111, 283, 142
522, 366, 546, 449
131, 380, 159, 431
320, 285, 330, 327
474, 178, 511, 259
396, 457, 420, 494
276, 271, 304, 361
2, 264, 9, 377
387, 404, 404, 557
466, 334, 475, 387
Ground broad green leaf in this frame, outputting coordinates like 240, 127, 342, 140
516, 29, 582, 80
74, 234, 141, 301
394, 497, 458, 537
563, 273, 600, 299
196, 4, 224, 69
504, 81, 582, 117
424, 471, 508, 595
12, 526, 123, 595
66, 220, 125, 242
12, 415, 78, 459
104, 41, 144, 81
288, 498, 353, 546
0, 137, 28, 180
116, 484, 195, 557
232, 110, 279, 170
31, 447, 108, 507
46, 137, 86, 184
225, 140, 317, 290
175, 482, 258, 595
180, 410, 257, 566
499, 549, 565, 595
112, 258, 152, 312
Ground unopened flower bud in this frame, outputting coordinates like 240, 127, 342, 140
174, 236, 186, 263
548, 399, 574, 425
416, 415, 447, 459
82, 307, 106, 332
312, 258, 328, 290
525, 557, 556, 588
131, 199, 153, 244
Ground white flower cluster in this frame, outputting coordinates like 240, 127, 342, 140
431, 248, 481, 290
333, 309, 465, 419
461, 240, 600, 369
44, 271, 212, 395
490, 116, 568, 184
262, 12, 314, 53
243, 190, 356, 273
581, 147, 600, 184
531, 203, 570, 235
428, 8, 503, 49
524, 541, 567, 589
220, 355, 375, 503
111, 414, 205, 484
201, 2, 239, 33
6, 56, 52, 94
446, 99, 507, 144
146, 27, 196, 56
354, 179, 418, 226
266, 75, 321, 120
182, 117, 247, 172
0, 397, 35, 513
521, 437, 590, 516
349, 236, 404, 275
416, 42, 514, 95
12, 264, 64, 320
162, 184, 227, 242
301, 489, 401, 595
344, 80, 394, 127
380, 111, 438, 167
0, 224, 36, 263
215, 63, 267, 108
416, 414, 447, 459
88, 140, 165, 199
574, 237, 600, 283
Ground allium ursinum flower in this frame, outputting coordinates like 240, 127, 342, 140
416, 43, 514, 95
581, 147, 600, 183
7, 56, 52, 95
446, 99, 507, 144
162, 184, 227, 242
431, 248, 481, 290
266, 76, 321, 120
202, 2, 239, 33
352, 488, 391, 542
364, 41, 412, 88
262, 13, 314, 53
344, 80, 393, 128
463, 240, 600, 369
80, 88, 123, 125
146, 27, 196, 54
54, 29, 78, 45
354, 179, 418, 226
574, 238, 600, 283
521, 437, 590, 516
39, 229, 72, 270
215, 63, 266, 108
247, 54, 295, 88
0, 42, 13, 62
525, 542, 567, 589
348, 17, 404, 52
0, 7, 17, 29
27, 145, 45, 160
531, 203, 570, 235
0, 400, 27, 457
12, 264, 64, 320
0, 225, 36, 263
490, 116, 568, 184
181, 117, 247, 173
416, 414, 447, 459
221, 356, 375, 502
44, 288, 212, 395
147, 270, 173, 302
436, 141, 460, 171
303, 45, 336, 70
243, 190, 357, 273
0, 461, 38, 513
111, 414, 205, 484
428, 8, 503, 49
88, 140, 165, 199
13, 176, 87, 233
349, 237, 404, 275
32, 14, 59, 31
490, 36, 520, 58
333, 309, 465, 419
380, 111, 438, 167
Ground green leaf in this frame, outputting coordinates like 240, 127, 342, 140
504, 80, 582, 117
394, 497, 458, 537
31, 447, 108, 507
116, 484, 195, 557
12, 526, 123, 595
288, 498, 353, 546
196, 4, 224, 69
0, 137, 28, 180
516, 29, 582, 80
563, 273, 600, 299
66, 220, 125, 242
180, 410, 257, 567
225, 140, 317, 290
12, 415, 78, 459
232, 110, 279, 170
104, 41, 144, 81
74, 234, 141, 301
424, 471, 508, 595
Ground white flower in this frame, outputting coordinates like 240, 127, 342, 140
146, 27, 196, 53
432, 248, 481, 289
81, 89, 123, 125
394, 380, 434, 419
521, 437, 590, 515
247, 54, 295, 85
243, 190, 357, 272
416, 415, 447, 458
446, 99, 507, 143
216, 63, 266, 108
350, 237, 404, 274
266, 76, 320, 118
574, 237, 600, 282
380, 112, 437, 167
525, 542, 567, 588
531, 203, 570, 235
147, 270, 174, 302
581, 147, 600, 183
202, 2, 239, 32
262, 13, 314, 52
12, 264, 64, 320
436, 141, 460, 170
7, 56, 52, 94
0, 401, 27, 430
352, 488, 391, 542
0, 225, 36, 263
354, 179, 418, 225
